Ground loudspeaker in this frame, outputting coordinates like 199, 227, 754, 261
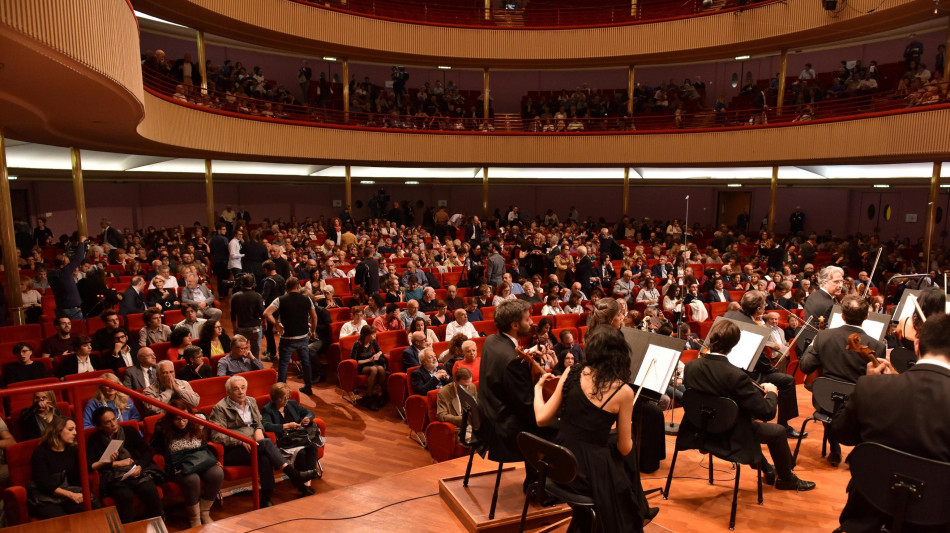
823, 0, 837, 9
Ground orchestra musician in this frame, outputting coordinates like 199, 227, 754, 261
799, 295, 885, 467
799, 265, 845, 351
724, 291, 804, 438
829, 314, 950, 533
681, 319, 817, 491
477, 299, 556, 492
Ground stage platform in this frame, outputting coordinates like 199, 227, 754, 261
179, 384, 848, 533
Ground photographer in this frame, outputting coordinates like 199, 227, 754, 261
392, 66, 408, 105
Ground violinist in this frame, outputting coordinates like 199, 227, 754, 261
682, 320, 816, 492
799, 295, 885, 467
829, 314, 950, 533
800, 265, 845, 351
724, 292, 803, 438
477, 299, 556, 492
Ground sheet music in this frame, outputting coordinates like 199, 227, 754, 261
894, 293, 950, 323
726, 330, 766, 371
828, 313, 887, 340
633, 344, 679, 395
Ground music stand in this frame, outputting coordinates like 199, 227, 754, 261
893, 289, 950, 324
704, 316, 770, 372
827, 305, 890, 343
622, 327, 685, 435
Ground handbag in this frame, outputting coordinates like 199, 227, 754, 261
277, 424, 325, 449
170, 445, 218, 476
26, 471, 82, 508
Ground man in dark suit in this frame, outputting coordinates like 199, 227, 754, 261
800, 265, 844, 350
122, 347, 158, 390
209, 223, 231, 296
478, 299, 554, 489
410, 349, 451, 396
356, 247, 380, 295
464, 216, 481, 245
724, 291, 804, 438
574, 245, 594, 295
119, 276, 147, 316
650, 256, 671, 280
402, 331, 428, 370
598, 228, 622, 260
705, 278, 732, 303
682, 320, 815, 491
485, 243, 506, 287
800, 295, 884, 467
829, 314, 950, 533
99, 218, 123, 249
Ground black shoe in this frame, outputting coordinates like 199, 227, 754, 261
357, 396, 375, 410
312, 375, 326, 384
373, 395, 388, 409
261, 498, 274, 508
784, 425, 807, 439
297, 469, 319, 483
299, 485, 316, 496
828, 451, 842, 467
775, 475, 816, 491
540, 496, 559, 507
646, 507, 660, 521
759, 462, 776, 485
298, 386, 314, 395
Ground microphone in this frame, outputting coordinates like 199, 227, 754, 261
685, 195, 690, 199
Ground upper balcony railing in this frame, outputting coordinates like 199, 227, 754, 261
143, 69, 950, 136
289, 0, 780, 28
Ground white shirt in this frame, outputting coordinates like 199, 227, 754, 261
340, 320, 368, 338
228, 238, 244, 269
915, 358, 950, 372
149, 276, 179, 289
446, 321, 478, 340
77, 356, 95, 374
118, 347, 135, 368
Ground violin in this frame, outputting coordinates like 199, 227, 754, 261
516, 347, 546, 383
803, 316, 827, 389
846, 333, 882, 367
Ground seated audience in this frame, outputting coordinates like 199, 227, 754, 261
91, 310, 126, 353
210, 375, 317, 507
2, 342, 47, 386
150, 398, 223, 526
215, 334, 264, 376
143, 360, 201, 415
436, 366, 477, 437
446, 308, 479, 340
139, 309, 171, 348
262, 383, 321, 496
103, 327, 136, 373
86, 406, 163, 523
29, 418, 91, 519
175, 304, 208, 338
339, 306, 367, 338
82, 373, 142, 428
146, 275, 180, 311
409, 316, 439, 344
411, 349, 451, 395
41, 316, 74, 358
169, 326, 195, 360
19, 390, 63, 441
372, 303, 403, 332
350, 326, 388, 410
55, 335, 103, 379
553, 330, 585, 367
179, 346, 213, 381
123, 347, 158, 390
541, 293, 564, 316
181, 274, 223, 322
198, 318, 231, 359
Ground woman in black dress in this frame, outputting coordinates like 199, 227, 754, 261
29, 417, 92, 519
350, 326, 388, 410
146, 275, 180, 311
533, 325, 641, 533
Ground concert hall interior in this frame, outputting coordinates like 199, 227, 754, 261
1, 0, 950, 532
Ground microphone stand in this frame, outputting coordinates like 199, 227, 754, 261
684, 195, 690, 248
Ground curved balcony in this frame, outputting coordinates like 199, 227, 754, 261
130, 0, 945, 68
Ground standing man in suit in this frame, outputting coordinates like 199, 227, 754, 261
465, 216, 481, 245
800, 295, 884, 467
478, 299, 555, 491
119, 276, 147, 316
485, 243, 506, 287
123, 347, 158, 390
724, 291, 804, 438
100, 218, 123, 249
800, 265, 844, 350
574, 245, 594, 296
829, 314, 950, 533
437, 367, 477, 438
209, 223, 231, 296
705, 278, 733, 303
355, 247, 380, 295
682, 320, 815, 491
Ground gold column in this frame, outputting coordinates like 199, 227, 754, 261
204, 159, 215, 229
485, 0, 491, 20
945, 20, 950, 91
342, 59, 350, 123
70, 147, 88, 238
482, 167, 489, 218
622, 167, 630, 215
345, 165, 352, 209
627, 66, 635, 115
768, 166, 779, 233
0, 131, 24, 324
776, 49, 788, 115
482, 68, 490, 122
924, 162, 943, 269
196, 30, 208, 93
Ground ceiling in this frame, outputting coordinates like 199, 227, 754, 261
6, 141, 948, 186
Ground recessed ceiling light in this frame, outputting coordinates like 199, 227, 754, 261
735, 55, 750, 61
322, 56, 337, 62
873, 184, 890, 188
727, 183, 742, 187
437, 66, 452, 70
359, 180, 375, 185
405, 180, 420, 185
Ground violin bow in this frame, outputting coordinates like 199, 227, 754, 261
862, 247, 883, 299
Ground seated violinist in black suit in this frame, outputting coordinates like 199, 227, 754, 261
829, 314, 950, 533
799, 295, 884, 467
681, 319, 816, 491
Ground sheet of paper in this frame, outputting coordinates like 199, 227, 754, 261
634, 344, 678, 395
726, 331, 764, 371
120, 464, 140, 481
97, 439, 124, 464
830, 313, 889, 341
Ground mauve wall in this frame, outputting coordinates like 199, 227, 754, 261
140, 28, 947, 112
13, 181, 948, 242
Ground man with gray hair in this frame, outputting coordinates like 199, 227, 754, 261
149, 265, 179, 289
400, 299, 428, 329
142, 359, 200, 414
182, 273, 222, 322
800, 265, 844, 350
216, 334, 264, 376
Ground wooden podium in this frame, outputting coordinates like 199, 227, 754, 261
439, 465, 572, 533
3, 506, 124, 533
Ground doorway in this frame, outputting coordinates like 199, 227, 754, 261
718, 191, 752, 230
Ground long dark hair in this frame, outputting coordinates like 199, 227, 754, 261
198, 319, 220, 343
914, 288, 947, 331
160, 398, 205, 442
580, 327, 631, 400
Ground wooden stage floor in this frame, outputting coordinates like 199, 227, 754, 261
173, 379, 849, 533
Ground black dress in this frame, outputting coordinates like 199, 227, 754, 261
556, 369, 643, 533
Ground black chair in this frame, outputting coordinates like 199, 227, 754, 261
849, 442, 950, 533
791, 376, 854, 463
663, 389, 762, 531
457, 385, 505, 520
516, 432, 595, 533
889, 347, 918, 373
